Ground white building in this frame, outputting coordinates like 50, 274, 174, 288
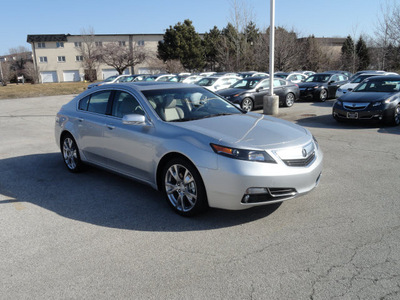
27, 34, 163, 83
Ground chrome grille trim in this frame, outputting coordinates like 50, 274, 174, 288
283, 151, 316, 167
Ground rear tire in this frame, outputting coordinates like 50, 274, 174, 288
284, 93, 295, 107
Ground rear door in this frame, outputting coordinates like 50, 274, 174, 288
76, 90, 113, 164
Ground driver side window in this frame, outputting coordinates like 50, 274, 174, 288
111, 91, 144, 118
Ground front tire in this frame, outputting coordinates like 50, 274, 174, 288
385, 104, 400, 126
162, 157, 208, 216
241, 98, 254, 112
61, 134, 83, 173
284, 93, 295, 107
318, 89, 328, 102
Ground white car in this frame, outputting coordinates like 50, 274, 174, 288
286, 73, 307, 83
87, 74, 131, 89
182, 75, 204, 84
196, 76, 241, 92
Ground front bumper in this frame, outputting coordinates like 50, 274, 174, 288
332, 103, 393, 121
199, 147, 323, 210
299, 88, 319, 100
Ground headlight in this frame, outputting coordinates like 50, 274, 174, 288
210, 144, 276, 163
372, 101, 382, 107
313, 86, 320, 89
337, 88, 342, 92
312, 135, 319, 149
383, 96, 398, 103
335, 100, 342, 106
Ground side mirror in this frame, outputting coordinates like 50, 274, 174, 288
328, 80, 335, 85
122, 114, 147, 125
348, 88, 353, 92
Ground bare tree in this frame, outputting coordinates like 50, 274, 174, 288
99, 42, 146, 75
79, 27, 100, 82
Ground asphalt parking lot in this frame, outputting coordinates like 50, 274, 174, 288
1, 95, 399, 299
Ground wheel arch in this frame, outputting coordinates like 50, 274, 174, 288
156, 152, 198, 191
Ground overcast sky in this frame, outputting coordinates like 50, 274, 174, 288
0, 0, 392, 55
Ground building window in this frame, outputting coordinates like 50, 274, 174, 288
119, 41, 126, 47
39, 56, 48, 63
74, 42, 82, 47
38, 42, 46, 48
95, 41, 102, 47
56, 42, 64, 48
76, 56, 84, 62
57, 56, 66, 62
138, 40, 145, 46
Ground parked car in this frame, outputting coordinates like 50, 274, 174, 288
298, 72, 348, 101
118, 74, 151, 82
274, 72, 306, 83
251, 72, 269, 77
167, 75, 190, 83
195, 75, 241, 92
335, 73, 388, 98
217, 77, 300, 111
326, 70, 352, 78
182, 75, 204, 84
87, 75, 119, 89
145, 74, 176, 82
332, 75, 400, 125
55, 82, 323, 216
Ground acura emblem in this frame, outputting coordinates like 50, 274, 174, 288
302, 148, 307, 157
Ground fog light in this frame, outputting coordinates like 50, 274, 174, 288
246, 187, 269, 194
243, 195, 250, 203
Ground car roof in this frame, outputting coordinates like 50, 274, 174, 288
363, 75, 400, 81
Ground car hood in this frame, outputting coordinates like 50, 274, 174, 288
171, 113, 310, 149
339, 91, 396, 102
217, 88, 250, 96
298, 82, 325, 88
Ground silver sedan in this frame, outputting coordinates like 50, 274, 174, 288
55, 82, 323, 216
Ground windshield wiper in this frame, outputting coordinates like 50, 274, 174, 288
200, 113, 233, 119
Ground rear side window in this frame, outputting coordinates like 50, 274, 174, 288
78, 91, 112, 114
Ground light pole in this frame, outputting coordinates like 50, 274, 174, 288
263, 0, 279, 115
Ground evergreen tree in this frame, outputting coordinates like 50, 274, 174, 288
157, 19, 204, 72
203, 26, 221, 71
356, 36, 370, 70
341, 35, 356, 72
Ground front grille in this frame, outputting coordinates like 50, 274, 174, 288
283, 151, 315, 167
343, 102, 369, 110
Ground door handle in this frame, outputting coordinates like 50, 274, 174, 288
77, 118, 84, 122
106, 124, 115, 130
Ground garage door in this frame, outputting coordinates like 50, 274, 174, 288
63, 70, 80, 82
102, 69, 119, 80
102, 69, 129, 80
40, 71, 58, 83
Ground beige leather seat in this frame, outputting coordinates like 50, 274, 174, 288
161, 95, 184, 121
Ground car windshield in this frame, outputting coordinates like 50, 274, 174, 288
104, 75, 118, 82
305, 75, 331, 83
351, 75, 375, 84
231, 78, 261, 89
141, 87, 243, 122
119, 76, 134, 82
353, 80, 400, 93
196, 78, 217, 86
